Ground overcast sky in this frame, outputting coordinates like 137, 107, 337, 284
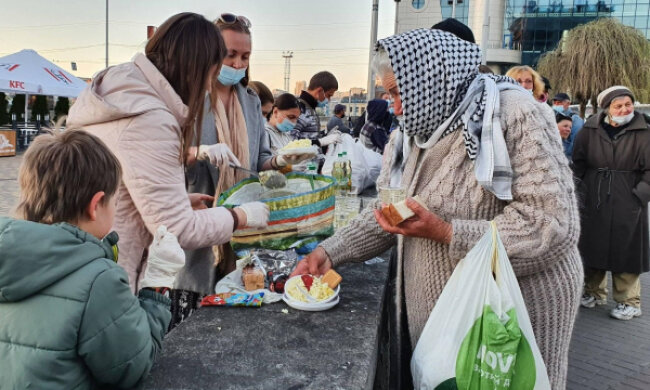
0, 0, 397, 91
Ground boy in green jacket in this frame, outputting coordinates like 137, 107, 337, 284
0, 130, 185, 389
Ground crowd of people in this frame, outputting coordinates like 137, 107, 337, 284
1, 11, 649, 390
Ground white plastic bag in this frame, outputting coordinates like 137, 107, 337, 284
322, 134, 382, 194
411, 222, 551, 390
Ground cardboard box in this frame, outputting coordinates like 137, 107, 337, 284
0, 130, 16, 157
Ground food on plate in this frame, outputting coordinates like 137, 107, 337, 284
286, 275, 336, 302
242, 264, 265, 291
380, 195, 429, 226
321, 269, 342, 290
281, 139, 312, 150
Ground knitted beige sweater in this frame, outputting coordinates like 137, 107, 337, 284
321, 90, 583, 389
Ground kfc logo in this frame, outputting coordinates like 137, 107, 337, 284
9, 80, 25, 89
0, 63, 20, 72
44, 68, 72, 85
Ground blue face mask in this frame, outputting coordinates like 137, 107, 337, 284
276, 118, 296, 133
217, 64, 247, 86
317, 98, 329, 108
388, 107, 395, 115
553, 105, 565, 114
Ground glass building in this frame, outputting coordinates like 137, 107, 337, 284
505, 0, 650, 65
440, 0, 472, 25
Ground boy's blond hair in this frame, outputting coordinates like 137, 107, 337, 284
16, 130, 122, 224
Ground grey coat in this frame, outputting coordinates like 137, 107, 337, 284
573, 111, 650, 274
175, 84, 272, 294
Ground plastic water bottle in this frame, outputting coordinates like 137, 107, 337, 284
332, 153, 346, 193
341, 151, 352, 192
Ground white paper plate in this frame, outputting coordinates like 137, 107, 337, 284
282, 295, 340, 311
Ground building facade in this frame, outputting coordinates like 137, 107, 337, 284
395, 0, 650, 69
395, 0, 522, 72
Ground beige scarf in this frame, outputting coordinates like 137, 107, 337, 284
212, 88, 250, 268
212, 90, 250, 198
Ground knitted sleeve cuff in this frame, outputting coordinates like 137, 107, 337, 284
449, 219, 491, 261
319, 239, 350, 268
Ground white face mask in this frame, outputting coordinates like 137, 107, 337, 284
525, 88, 534, 94
610, 112, 634, 126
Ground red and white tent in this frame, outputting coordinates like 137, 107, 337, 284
0, 49, 87, 97
0, 49, 87, 126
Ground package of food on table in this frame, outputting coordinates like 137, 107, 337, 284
278, 139, 319, 157
201, 292, 265, 307
242, 263, 265, 291
250, 249, 298, 293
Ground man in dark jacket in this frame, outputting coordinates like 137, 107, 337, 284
292, 71, 341, 148
573, 85, 650, 320
327, 103, 351, 134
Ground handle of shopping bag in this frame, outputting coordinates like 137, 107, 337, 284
489, 221, 499, 277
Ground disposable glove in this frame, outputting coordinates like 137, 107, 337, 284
140, 226, 186, 289
276, 153, 313, 166
319, 132, 342, 147
236, 201, 270, 228
198, 143, 241, 167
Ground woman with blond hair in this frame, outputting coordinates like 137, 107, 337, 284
506, 65, 546, 102
67, 13, 269, 296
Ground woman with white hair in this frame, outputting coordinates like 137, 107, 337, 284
293, 29, 582, 388
573, 86, 650, 321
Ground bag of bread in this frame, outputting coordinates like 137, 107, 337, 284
411, 222, 551, 390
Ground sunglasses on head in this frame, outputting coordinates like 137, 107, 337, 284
218, 13, 251, 28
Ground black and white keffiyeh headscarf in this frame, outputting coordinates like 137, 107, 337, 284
380, 28, 530, 201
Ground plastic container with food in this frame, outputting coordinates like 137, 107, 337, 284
282, 274, 340, 311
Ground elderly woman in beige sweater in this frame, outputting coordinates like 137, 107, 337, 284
293, 29, 582, 388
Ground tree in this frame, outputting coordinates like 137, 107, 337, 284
31, 95, 48, 122
538, 18, 650, 117
9, 94, 26, 121
0, 93, 8, 125
54, 97, 70, 121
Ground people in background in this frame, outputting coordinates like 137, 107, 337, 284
292, 71, 341, 148
540, 76, 552, 103
327, 103, 351, 134
506, 65, 546, 102
265, 93, 301, 153
359, 99, 390, 153
249, 80, 274, 119
573, 85, 650, 321
552, 92, 584, 158
556, 112, 574, 157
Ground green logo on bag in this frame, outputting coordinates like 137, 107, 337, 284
448, 305, 536, 390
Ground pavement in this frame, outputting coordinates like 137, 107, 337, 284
1, 152, 650, 389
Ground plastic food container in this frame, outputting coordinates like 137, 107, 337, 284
282, 274, 340, 311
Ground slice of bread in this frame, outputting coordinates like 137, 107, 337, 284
322, 269, 342, 289
380, 195, 429, 226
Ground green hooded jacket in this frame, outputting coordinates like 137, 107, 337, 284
0, 217, 171, 389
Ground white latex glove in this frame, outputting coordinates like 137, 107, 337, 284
236, 201, 270, 228
198, 143, 241, 167
276, 153, 312, 166
140, 226, 186, 289
319, 132, 342, 147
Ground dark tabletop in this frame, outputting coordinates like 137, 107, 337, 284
143, 260, 390, 390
